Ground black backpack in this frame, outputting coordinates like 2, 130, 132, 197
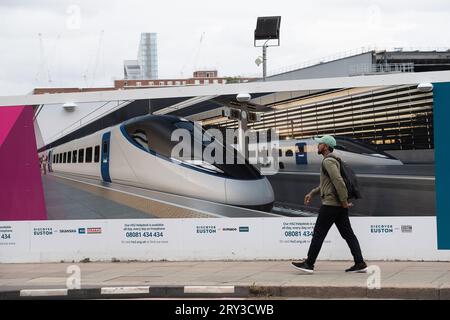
322, 156, 362, 200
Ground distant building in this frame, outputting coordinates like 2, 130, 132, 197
33, 87, 117, 95
124, 33, 158, 80
138, 33, 158, 79
193, 70, 218, 78
33, 70, 255, 95
208, 48, 450, 157
114, 70, 254, 89
265, 48, 450, 81
123, 60, 142, 80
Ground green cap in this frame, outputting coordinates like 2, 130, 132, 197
314, 135, 337, 148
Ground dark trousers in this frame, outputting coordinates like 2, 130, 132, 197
306, 205, 364, 266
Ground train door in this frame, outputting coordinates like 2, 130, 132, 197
101, 132, 112, 182
295, 142, 308, 165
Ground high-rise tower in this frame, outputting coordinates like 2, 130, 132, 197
124, 33, 158, 80
138, 33, 158, 79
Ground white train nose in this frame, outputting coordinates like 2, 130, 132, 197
225, 177, 274, 206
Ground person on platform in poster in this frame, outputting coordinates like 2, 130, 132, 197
41, 154, 48, 175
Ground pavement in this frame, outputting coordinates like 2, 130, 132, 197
1, 260, 449, 299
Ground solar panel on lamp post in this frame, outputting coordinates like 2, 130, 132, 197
254, 16, 281, 81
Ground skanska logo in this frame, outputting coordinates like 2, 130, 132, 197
59, 229, 77, 234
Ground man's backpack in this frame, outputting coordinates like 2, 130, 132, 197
322, 156, 362, 200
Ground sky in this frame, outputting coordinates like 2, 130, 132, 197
1, 0, 450, 96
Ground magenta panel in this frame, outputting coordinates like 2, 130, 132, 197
0, 106, 47, 221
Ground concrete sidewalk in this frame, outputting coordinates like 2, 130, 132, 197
0, 260, 449, 299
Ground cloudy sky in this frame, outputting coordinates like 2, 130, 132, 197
1, 0, 449, 96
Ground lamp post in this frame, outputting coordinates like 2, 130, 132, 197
254, 16, 281, 81
262, 40, 269, 80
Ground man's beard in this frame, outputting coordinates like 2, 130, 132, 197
317, 149, 322, 155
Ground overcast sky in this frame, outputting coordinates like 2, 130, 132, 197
1, 0, 449, 96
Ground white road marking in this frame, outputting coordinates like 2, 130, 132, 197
184, 286, 235, 294
101, 286, 150, 295
20, 289, 68, 297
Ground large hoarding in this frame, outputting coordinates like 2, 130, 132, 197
0, 80, 449, 262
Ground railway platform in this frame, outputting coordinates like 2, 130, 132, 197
42, 173, 278, 220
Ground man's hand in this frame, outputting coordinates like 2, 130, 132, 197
304, 193, 313, 205
342, 201, 354, 209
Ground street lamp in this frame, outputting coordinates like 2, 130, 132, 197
254, 16, 281, 81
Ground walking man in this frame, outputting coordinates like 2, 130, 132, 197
291, 135, 367, 273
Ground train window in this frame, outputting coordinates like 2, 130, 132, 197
67, 151, 72, 163
297, 145, 305, 153
103, 142, 108, 155
285, 150, 294, 157
122, 115, 261, 180
72, 150, 77, 163
94, 145, 100, 163
85, 147, 93, 163
279, 149, 282, 157
53, 154, 56, 163
63, 152, 67, 163
78, 149, 84, 163
131, 129, 149, 151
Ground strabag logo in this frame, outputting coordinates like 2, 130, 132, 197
196, 226, 216, 234
33, 227, 53, 236
87, 227, 102, 234
370, 225, 394, 234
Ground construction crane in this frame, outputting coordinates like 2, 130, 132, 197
193, 31, 206, 70
180, 32, 205, 78
92, 30, 105, 87
34, 33, 61, 86
83, 30, 105, 87
35, 33, 49, 85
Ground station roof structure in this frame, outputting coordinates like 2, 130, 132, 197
1, 70, 450, 150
